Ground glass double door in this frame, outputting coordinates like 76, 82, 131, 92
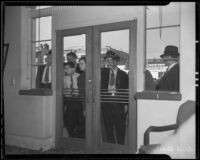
56, 20, 137, 153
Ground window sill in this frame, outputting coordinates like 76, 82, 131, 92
19, 89, 53, 96
135, 91, 182, 101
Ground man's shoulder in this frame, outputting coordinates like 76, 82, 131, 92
169, 63, 179, 73
117, 68, 128, 76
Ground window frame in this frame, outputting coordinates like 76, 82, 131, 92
19, 8, 53, 95
135, 3, 182, 101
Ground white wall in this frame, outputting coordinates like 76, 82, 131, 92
4, 6, 54, 151
137, 2, 196, 154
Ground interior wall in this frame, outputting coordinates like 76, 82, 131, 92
4, 6, 54, 151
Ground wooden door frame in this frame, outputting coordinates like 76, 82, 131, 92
55, 19, 137, 153
93, 19, 137, 153
55, 27, 93, 152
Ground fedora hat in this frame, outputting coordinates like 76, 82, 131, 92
104, 50, 120, 61
160, 45, 180, 58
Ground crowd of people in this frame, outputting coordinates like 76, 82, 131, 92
36, 44, 180, 144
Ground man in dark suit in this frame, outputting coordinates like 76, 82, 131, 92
67, 51, 82, 74
145, 69, 155, 90
157, 45, 180, 92
77, 56, 86, 112
101, 50, 128, 145
36, 50, 52, 89
77, 56, 86, 138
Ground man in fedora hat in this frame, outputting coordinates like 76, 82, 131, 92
157, 45, 180, 91
101, 50, 128, 145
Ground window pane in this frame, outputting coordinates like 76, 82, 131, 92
63, 34, 86, 139
162, 2, 180, 26
101, 30, 129, 72
100, 29, 129, 145
146, 27, 180, 60
145, 27, 180, 91
63, 35, 85, 63
33, 41, 52, 89
32, 41, 52, 65
146, 2, 180, 28
146, 6, 160, 28
36, 16, 52, 41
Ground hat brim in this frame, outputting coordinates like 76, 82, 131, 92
160, 52, 179, 59
161, 56, 180, 61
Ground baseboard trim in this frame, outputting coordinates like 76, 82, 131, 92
5, 134, 55, 151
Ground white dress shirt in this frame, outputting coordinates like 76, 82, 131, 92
63, 72, 80, 97
108, 67, 118, 94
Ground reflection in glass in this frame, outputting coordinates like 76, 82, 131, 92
62, 34, 86, 139
34, 42, 52, 89
100, 30, 129, 145
145, 2, 180, 91
33, 41, 52, 65
145, 27, 180, 91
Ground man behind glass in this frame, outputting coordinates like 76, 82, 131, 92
63, 61, 84, 138
101, 50, 128, 145
157, 45, 180, 92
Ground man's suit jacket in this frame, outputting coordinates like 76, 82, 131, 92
77, 71, 86, 110
145, 69, 155, 90
36, 65, 51, 89
77, 71, 86, 90
101, 67, 128, 94
76, 63, 82, 74
157, 63, 179, 91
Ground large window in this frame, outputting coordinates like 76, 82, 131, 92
31, 15, 52, 89
145, 2, 180, 92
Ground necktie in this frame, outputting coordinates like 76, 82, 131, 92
70, 75, 73, 94
44, 66, 49, 83
109, 70, 115, 86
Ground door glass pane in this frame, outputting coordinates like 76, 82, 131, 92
100, 29, 129, 145
63, 34, 86, 139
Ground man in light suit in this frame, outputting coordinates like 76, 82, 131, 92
101, 50, 128, 145
36, 50, 52, 89
157, 45, 180, 92
63, 61, 84, 138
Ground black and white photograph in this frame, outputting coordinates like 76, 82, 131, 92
1, 2, 198, 159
